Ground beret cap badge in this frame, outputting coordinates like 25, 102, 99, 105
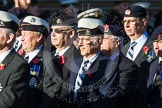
85, 30, 91, 35
0, 20, 5, 26
56, 18, 63, 24
125, 10, 131, 16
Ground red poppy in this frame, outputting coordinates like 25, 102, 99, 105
86, 71, 92, 77
60, 56, 65, 65
18, 49, 24, 55
143, 46, 149, 54
0, 63, 6, 70
32, 58, 40, 64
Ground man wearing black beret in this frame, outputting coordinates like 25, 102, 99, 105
147, 25, 162, 108
100, 24, 138, 108
40, 12, 81, 108
122, 5, 156, 108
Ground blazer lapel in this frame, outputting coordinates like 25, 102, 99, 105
134, 38, 152, 64
70, 57, 82, 87
62, 46, 75, 80
0, 50, 15, 77
122, 42, 130, 56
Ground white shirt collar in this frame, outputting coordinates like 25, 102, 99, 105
55, 46, 70, 56
83, 51, 101, 64
27, 45, 43, 63
0, 48, 13, 63
131, 32, 148, 44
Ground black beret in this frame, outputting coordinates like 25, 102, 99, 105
124, 5, 147, 17
150, 25, 162, 41
50, 13, 77, 26
104, 24, 123, 37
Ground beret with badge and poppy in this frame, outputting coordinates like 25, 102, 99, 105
104, 24, 124, 37
77, 8, 104, 37
0, 10, 19, 32
150, 25, 162, 42
124, 5, 147, 18
21, 16, 50, 37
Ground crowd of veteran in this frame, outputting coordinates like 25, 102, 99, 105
1, 0, 162, 108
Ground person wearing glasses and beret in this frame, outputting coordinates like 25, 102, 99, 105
122, 5, 156, 108
40, 12, 81, 108
147, 25, 162, 108
0, 11, 30, 108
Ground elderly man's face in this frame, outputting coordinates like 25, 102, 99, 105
50, 26, 71, 49
21, 30, 40, 53
0, 28, 8, 49
101, 35, 117, 51
78, 35, 100, 58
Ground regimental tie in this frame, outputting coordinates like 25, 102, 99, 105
74, 60, 89, 93
128, 42, 137, 60
24, 54, 29, 62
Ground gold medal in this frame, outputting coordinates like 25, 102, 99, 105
32, 71, 37, 76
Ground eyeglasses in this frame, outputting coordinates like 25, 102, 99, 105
51, 28, 71, 34
77, 37, 90, 42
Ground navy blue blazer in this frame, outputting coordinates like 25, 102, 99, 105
147, 58, 162, 108
69, 52, 111, 108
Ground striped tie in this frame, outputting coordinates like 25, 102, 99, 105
75, 60, 89, 92
24, 55, 29, 62
128, 42, 137, 60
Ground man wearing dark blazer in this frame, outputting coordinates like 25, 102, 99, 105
100, 24, 138, 108
40, 12, 80, 108
122, 5, 156, 108
17, 16, 50, 108
0, 11, 30, 108
68, 9, 113, 108
147, 25, 162, 108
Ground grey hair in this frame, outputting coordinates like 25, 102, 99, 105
4, 28, 16, 37
112, 35, 124, 49
90, 35, 102, 47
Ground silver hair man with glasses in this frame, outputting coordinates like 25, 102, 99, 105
69, 9, 113, 108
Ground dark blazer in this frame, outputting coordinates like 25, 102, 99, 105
41, 45, 81, 108
17, 46, 44, 108
122, 36, 155, 108
69, 52, 110, 108
147, 58, 162, 108
0, 49, 29, 108
116, 52, 138, 108
89, 52, 138, 108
